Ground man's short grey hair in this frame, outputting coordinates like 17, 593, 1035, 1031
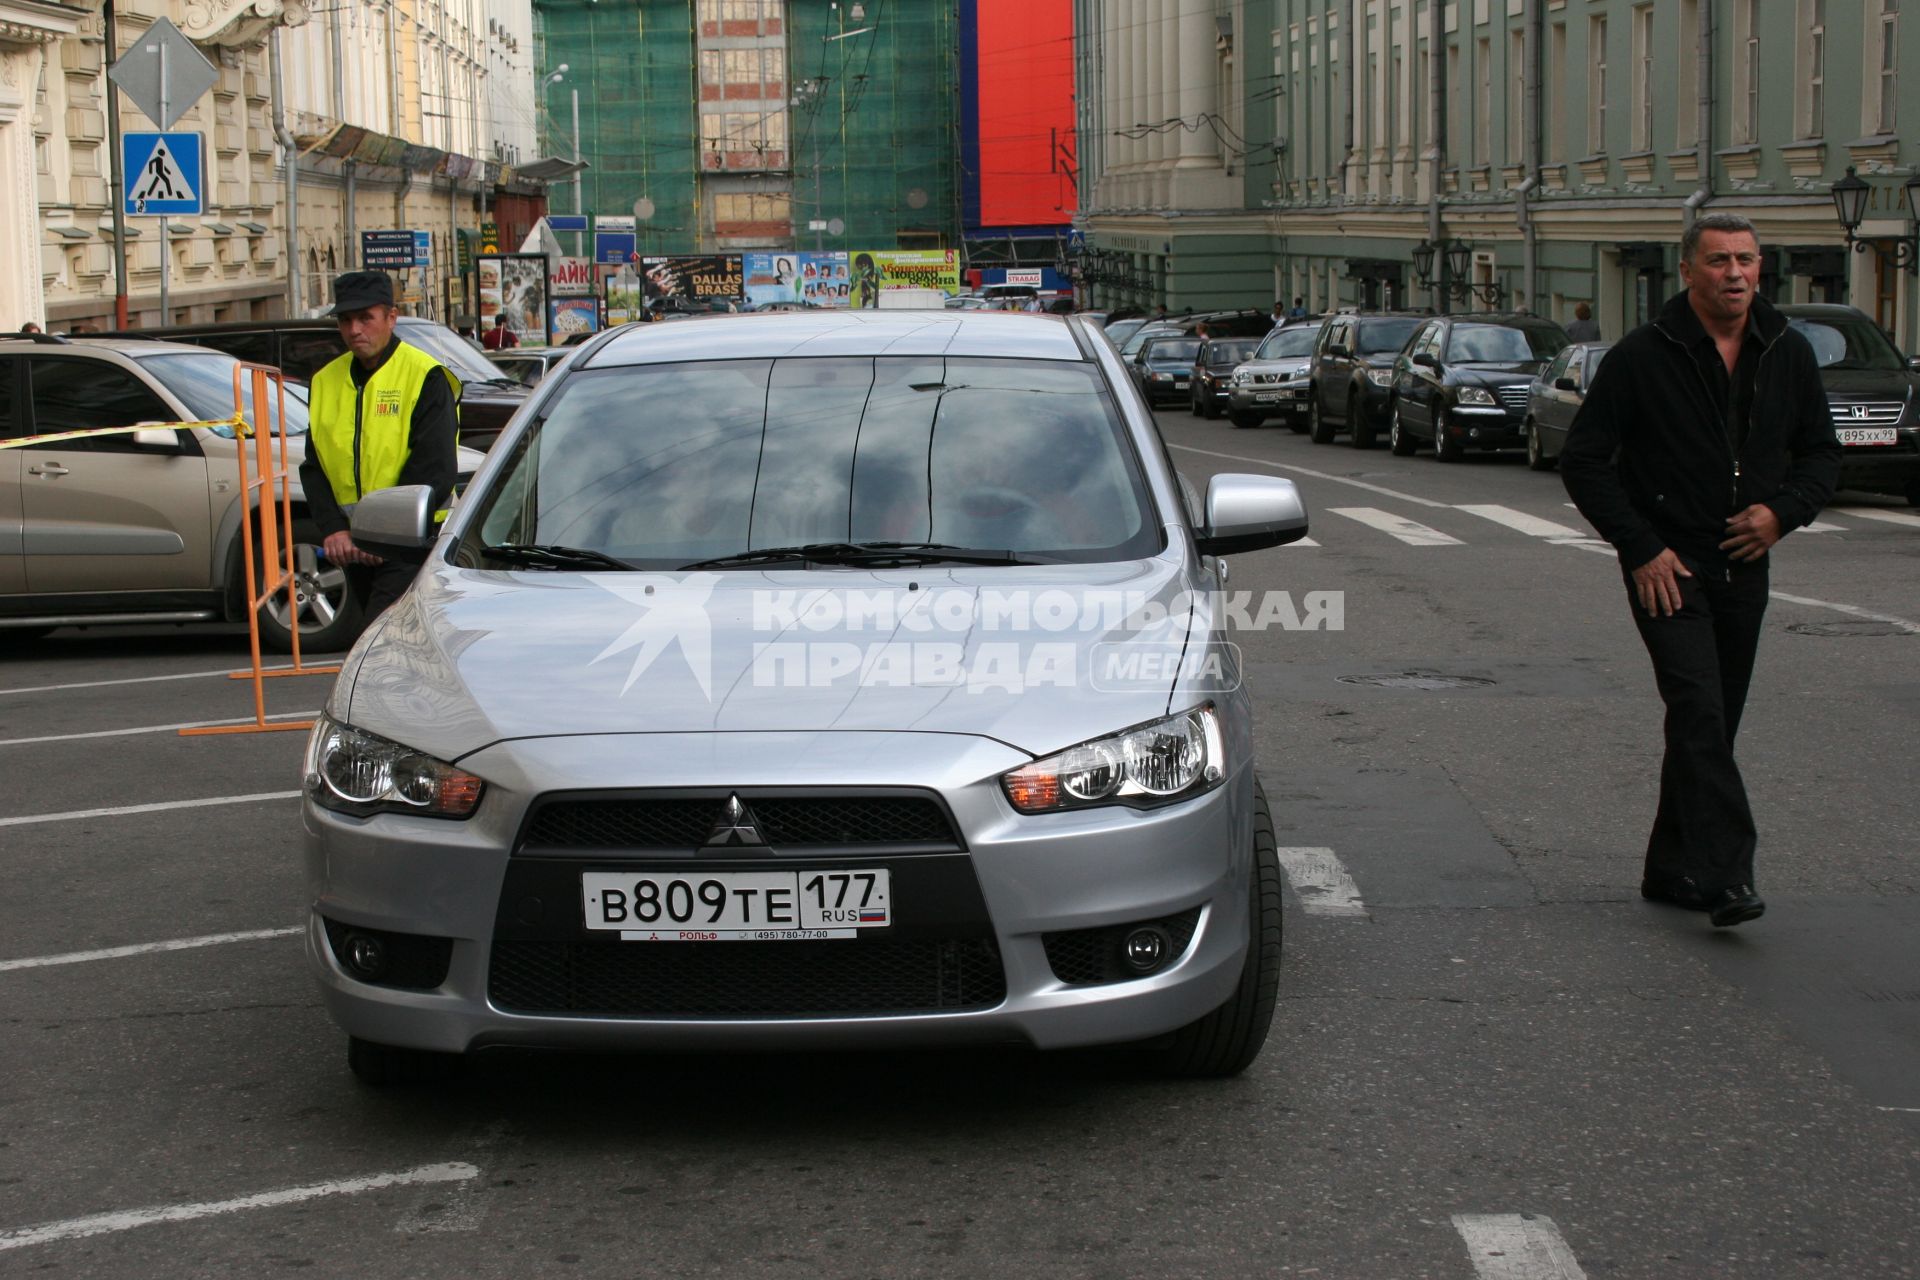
1681, 213, 1760, 263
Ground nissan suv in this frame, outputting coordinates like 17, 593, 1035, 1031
1227, 320, 1324, 430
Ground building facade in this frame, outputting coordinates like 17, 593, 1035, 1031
1079, 0, 1920, 351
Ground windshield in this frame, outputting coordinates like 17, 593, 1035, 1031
1257, 327, 1318, 359
1445, 323, 1566, 362
1103, 318, 1147, 347
137, 352, 311, 436
1356, 319, 1423, 355
1121, 326, 1176, 357
1144, 338, 1202, 362
1787, 315, 1907, 371
460, 357, 1162, 568
1208, 339, 1260, 363
398, 319, 514, 383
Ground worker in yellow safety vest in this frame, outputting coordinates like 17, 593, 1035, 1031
299, 270, 460, 622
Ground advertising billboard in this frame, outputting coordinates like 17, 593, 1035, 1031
640, 254, 745, 302
476, 253, 550, 346
798, 252, 851, 307
960, 0, 1076, 231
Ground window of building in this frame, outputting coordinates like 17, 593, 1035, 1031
1446, 42, 1462, 164
1676, 0, 1700, 150
1799, 0, 1825, 139
1507, 29, 1524, 162
1736, 0, 1759, 143
1548, 22, 1566, 162
713, 192, 792, 226
1588, 16, 1607, 154
1878, 0, 1900, 134
1632, 5, 1654, 152
1474, 37, 1490, 163
699, 49, 722, 86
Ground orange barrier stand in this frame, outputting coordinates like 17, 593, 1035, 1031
182, 361, 340, 738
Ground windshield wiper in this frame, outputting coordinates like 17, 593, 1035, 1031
468, 376, 531, 390
681, 541, 1034, 570
480, 542, 634, 571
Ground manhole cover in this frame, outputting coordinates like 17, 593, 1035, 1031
1336, 672, 1497, 691
1786, 620, 1912, 638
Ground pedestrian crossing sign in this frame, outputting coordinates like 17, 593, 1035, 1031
123, 132, 203, 216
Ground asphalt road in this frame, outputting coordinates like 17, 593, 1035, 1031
0, 406, 1915, 1278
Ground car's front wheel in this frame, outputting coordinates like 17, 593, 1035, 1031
1526, 420, 1556, 471
1229, 409, 1264, 429
255, 519, 367, 654
1202, 391, 1222, 420
1350, 394, 1378, 449
1432, 405, 1463, 463
1389, 404, 1418, 456
1152, 781, 1282, 1078
347, 1036, 464, 1087
1308, 393, 1335, 444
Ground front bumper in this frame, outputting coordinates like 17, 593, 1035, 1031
1230, 383, 1310, 414
304, 730, 1253, 1056
1445, 403, 1527, 447
1836, 430, 1920, 491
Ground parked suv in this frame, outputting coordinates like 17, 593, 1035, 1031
0, 334, 481, 650
1776, 303, 1920, 504
1227, 320, 1324, 430
1385, 313, 1569, 459
116, 316, 529, 452
1305, 313, 1426, 445
304, 309, 1308, 1085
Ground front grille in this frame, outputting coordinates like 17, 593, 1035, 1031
522, 794, 959, 851
1494, 384, 1531, 413
488, 938, 1006, 1016
322, 918, 454, 990
1827, 399, 1904, 426
1043, 907, 1202, 986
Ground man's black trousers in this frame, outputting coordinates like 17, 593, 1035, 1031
344, 554, 424, 622
1623, 560, 1770, 892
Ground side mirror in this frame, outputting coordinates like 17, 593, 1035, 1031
131, 426, 184, 450
1553, 376, 1578, 391
1327, 343, 1351, 358
1411, 351, 1439, 370
350, 484, 437, 553
1197, 474, 1310, 555
1907, 355, 1920, 372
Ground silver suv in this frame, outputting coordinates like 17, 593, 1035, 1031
301, 310, 1310, 1084
0, 335, 480, 650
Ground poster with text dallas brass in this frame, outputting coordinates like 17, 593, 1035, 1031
639, 255, 744, 303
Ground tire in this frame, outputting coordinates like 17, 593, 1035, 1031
1229, 410, 1264, 429
1389, 403, 1418, 456
347, 1036, 464, 1087
1350, 395, 1378, 449
1153, 780, 1283, 1078
254, 518, 368, 654
1432, 405, 1463, 463
1906, 477, 1920, 508
1526, 420, 1556, 471
1308, 392, 1336, 444
1189, 390, 1204, 417
1202, 394, 1222, 420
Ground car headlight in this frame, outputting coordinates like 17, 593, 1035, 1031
1364, 365, 1395, 386
1455, 386, 1498, 406
1151, 372, 1171, 381
1002, 705, 1225, 813
1232, 370, 1252, 385
303, 713, 485, 819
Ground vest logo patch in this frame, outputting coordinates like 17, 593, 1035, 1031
372, 391, 404, 417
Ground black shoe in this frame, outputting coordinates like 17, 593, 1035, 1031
1641, 874, 1711, 911
1708, 884, 1766, 928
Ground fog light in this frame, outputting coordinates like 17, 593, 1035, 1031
343, 932, 387, 979
1122, 926, 1171, 974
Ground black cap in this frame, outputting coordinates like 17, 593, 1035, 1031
328, 270, 395, 315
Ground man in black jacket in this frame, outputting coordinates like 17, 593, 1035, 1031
1561, 213, 1840, 928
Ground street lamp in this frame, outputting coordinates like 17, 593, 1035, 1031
1412, 238, 1504, 309
1830, 165, 1920, 276
545, 64, 583, 253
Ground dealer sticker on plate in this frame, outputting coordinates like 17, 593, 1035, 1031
1837, 426, 1896, 446
582, 869, 891, 941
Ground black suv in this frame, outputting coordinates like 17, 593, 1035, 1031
1776, 303, 1920, 504
114, 316, 529, 452
1385, 313, 1569, 459
1305, 313, 1427, 445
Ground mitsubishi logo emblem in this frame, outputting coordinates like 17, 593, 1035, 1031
705, 793, 765, 847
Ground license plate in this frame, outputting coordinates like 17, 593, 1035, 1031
1837, 426, 1896, 446
582, 869, 892, 940
1254, 393, 1279, 404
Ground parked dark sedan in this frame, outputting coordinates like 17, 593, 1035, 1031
1777, 303, 1920, 504
1523, 342, 1610, 470
1385, 314, 1570, 460
1189, 337, 1262, 418
1129, 334, 1203, 406
1305, 313, 1427, 445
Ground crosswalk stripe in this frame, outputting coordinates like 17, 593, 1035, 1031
1327, 507, 1463, 546
1287, 537, 1320, 547
1453, 504, 1589, 539
1273, 847, 1369, 918
1802, 521, 1847, 532
1830, 506, 1920, 529
1452, 1214, 1588, 1279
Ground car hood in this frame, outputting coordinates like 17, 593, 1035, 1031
1239, 357, 1311, 376
345, 551, 1204, 763
1452, 362, 1543, 385
1817, 368, 1918, 398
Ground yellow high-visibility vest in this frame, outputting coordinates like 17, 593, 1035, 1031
308, 341, 460, 507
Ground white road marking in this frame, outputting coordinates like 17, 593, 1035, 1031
0, 928, 300, 974
1830, 505, 1920, 529
393, 1123, 512, 1235
0, 1162, 479, 1253
0, 664, 300, 697
1288, 537, 1320, 547
1453, 504, 1589, 540
1452, 1214, 1588, 1280
1767, 590, 1920, 634
1165, 443, 1450, 507
0, 711, 319, 748
1876, 1105, 1920, 1113
0, 791, 302, 829
1801, 521, 1847, 533
1273, 847, 1369, 918
1328, 507, 1464, 546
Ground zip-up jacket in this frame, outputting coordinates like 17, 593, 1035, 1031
300, 337, 459, 540
1561, 290, 1840, 571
